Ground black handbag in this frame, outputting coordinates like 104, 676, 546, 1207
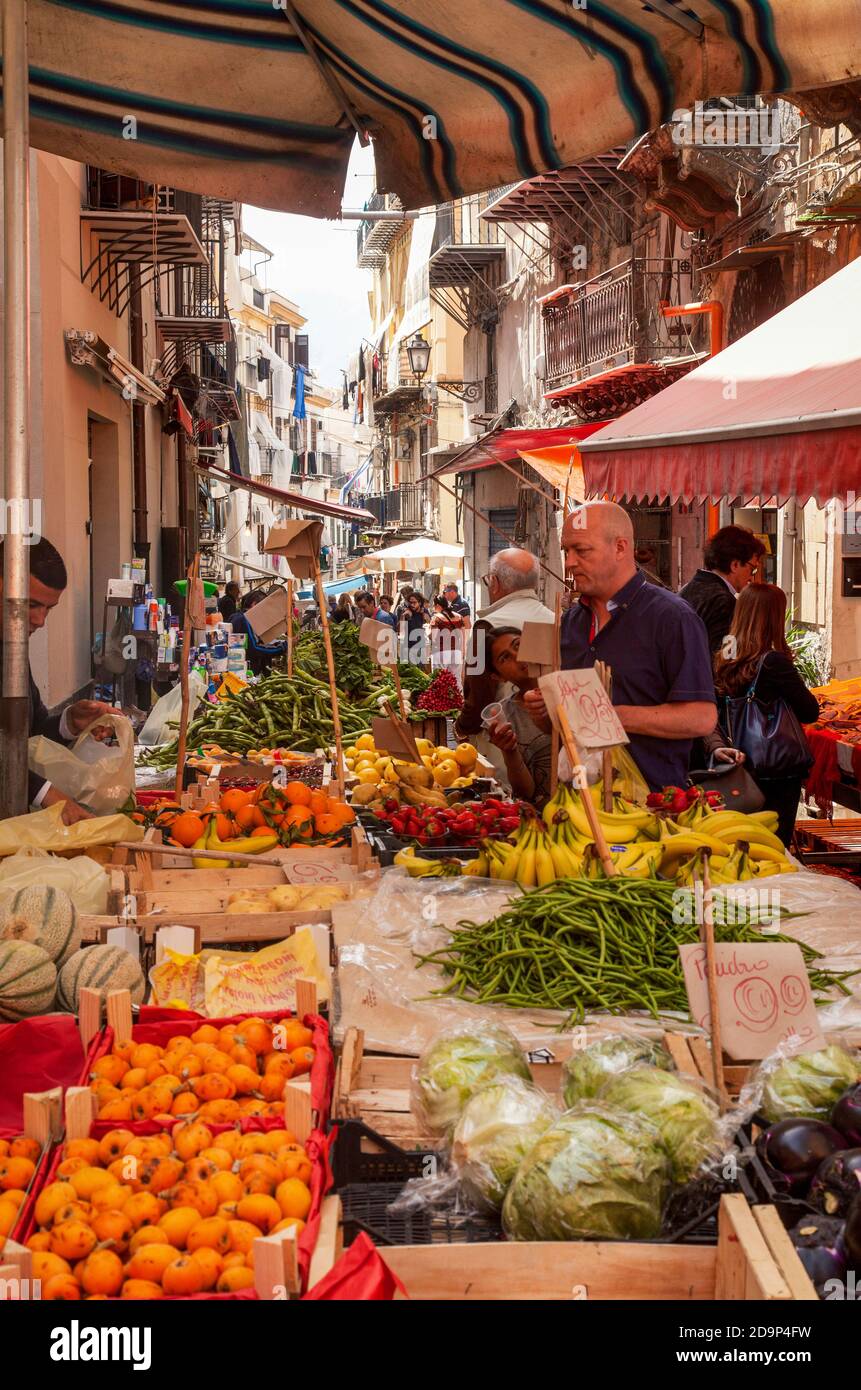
688, 760, 766, 813
722, 655, 814, 779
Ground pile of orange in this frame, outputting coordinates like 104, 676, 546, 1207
23, 1121, 313, 1298
88, 1018, 316, 1125
261, 781, 356, 843
0, 1135, 41, 1240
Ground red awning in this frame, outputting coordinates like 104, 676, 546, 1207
579, 256, 861, 505
198, 464, 375, 524
432, 424, 605, 476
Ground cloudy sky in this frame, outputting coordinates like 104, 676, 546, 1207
243, 140, 375, 391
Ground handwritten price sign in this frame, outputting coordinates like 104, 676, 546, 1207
679, 941, 825, 1060
538, 667, 628, 749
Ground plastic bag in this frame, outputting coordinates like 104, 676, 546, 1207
139, 673, 207, 747
203, 928, 330, 1018
598, 1065, 724, 1184
0, 803, 144, 855
0, 848, 109, 914
411, 1020, 531, 1138
450, 1075, 561, 1209
557, 741, 649, 803
29, 712, 135, 813
561, 1030, 675, 1106
739, 1034, 861, 1124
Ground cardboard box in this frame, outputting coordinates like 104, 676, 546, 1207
264, 520, 325, 579
245, 587, 291, 643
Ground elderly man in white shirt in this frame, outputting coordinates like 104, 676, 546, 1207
459, 549, 554, 786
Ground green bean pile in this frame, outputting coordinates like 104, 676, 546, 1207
415, 879, 858, 1024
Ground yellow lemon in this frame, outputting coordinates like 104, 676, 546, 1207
433, 760, 460, 789
453, 743, 478, 771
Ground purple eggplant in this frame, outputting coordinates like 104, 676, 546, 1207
809, 1149, 861, 1217
845, 1193, 861, 1267
791, 1213, 847, 1293
756, 1118, 845, 1194
831, 1083, 861, 1146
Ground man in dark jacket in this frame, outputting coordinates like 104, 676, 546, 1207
680, 525, 766, 656
0, 537, 119, 820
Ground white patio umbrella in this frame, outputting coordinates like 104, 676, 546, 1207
362, 538, 464, 573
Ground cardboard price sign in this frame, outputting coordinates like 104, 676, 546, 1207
277, 852, 357, 884
538, 667, 628, 749
264, 520, 325, 579
678, 941, 826, 1061
359, 617, 399, 667
518, 620, 556, 676
371, 713, 422, 764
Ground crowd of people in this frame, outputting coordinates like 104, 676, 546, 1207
458, 514, 818, 846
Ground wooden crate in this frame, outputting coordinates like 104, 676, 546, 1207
369, 1195, 816, 1301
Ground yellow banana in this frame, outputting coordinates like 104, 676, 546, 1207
535, 842, 557, 887
462, 851, 489, 877
515, 824, 537, 887
713, 824, 785, 853
746, 843, 788, 865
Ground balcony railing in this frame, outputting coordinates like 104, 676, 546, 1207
432, 192, 507, 253
541, 257, 702, 391
355, 483, 427, 530
356, 192, 405, 269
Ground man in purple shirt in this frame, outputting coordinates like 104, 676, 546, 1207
524, 502, 717, 790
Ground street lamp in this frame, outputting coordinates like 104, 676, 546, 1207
406, 331, 431, 384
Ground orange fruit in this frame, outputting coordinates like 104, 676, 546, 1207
120, 1067, 148, 1091
225, 1064, 261, 1096
289, 1046, 315, 1076
91, 1209, 135, 1252
210, 1171, 244, 1204
279, 1020, 314, 1052
259, 1073, 286, 1103
217, 1266, 254, 1292
56, 1156, 89, 1179
99, 1129, 136, 1164
98, 1096, 134, 1123
275, 1178, 312, 1221
283, 780, 312, 807
314, 812, 341, 838
172, 1120, 213, 1161
0, 1200, 18, 1238
0, 1156, 35, 1190
42, 1273, 81, 1300
236, 1194, 282, 1235
226, 1219, 263, 1253
130, 1043, 163, 1069
190, 1025, 220, 1046
171, 812, 206, 848
171, 1181, 218, 1218
126, 1243, 179, 1283
215, 1129, 242, 1157
128, 1225, 170, 1254
121, 1279, 164, 1300
91, 1055, 129, 1086
52, 1201, 93, 1226
35, 1181, 78, 1228
79, 1249, 125, 1297
162, 1255, 205, 1296
32, 1251, 72, 1282
171, 1092, 200, 1117
199, 1146, 233, 1172
159, 1206, 202, 1249
238, 1019, 273, 1055
279, 1153, 312, 1185
26, 1231, 52, 1252
69, 1167, 115, 1200
190, 1245, 223, 1290
123, 1191, 167, 1230
272, 1216, 305, 1238
307, 789, 329, 816
187, 1216, 230, 1255
50, 1220, 97, 1262
284, 805, 314, 837
219, 788, 251, 816
259, 1129, 297, 1153
198, 1099, 241, 1125
235, 804, 266, 831
221, 1250, 248, 1270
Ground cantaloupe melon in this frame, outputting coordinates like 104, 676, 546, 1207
0, 886, 81, 968
57, 945, 145, 1014
0, 940, 57, 1021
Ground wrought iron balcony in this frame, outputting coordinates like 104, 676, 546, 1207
356, 192, 405, 269
354, 483, 427, 531
429, 192, 506, 331
540, 257, 706, 404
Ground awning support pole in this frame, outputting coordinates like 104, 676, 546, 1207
1, 0, 31, 820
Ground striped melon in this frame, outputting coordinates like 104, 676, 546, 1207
0, 941, 57, 1021
0, 886, 81, 967
57, 945, 145, 1013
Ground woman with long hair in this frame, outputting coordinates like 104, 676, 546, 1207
710, 583, 818, 845
460, 624, 552, 804
429, 594, 465, 673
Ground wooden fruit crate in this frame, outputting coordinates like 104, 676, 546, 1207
368, 1195, 816, 1301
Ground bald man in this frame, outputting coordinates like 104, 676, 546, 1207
524, 502, 716, 791
476, 548, 554, 626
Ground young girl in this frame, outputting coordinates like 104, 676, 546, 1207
428, 594, 464, 673
709, 583, 818, 845
462, 624, 552, 804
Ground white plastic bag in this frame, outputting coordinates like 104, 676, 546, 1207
29, 712, 135, 813
0, 848, 109, 914
138, 673, 207, 747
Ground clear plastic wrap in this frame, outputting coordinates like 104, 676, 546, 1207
739, 1035, 861, 1124
411, 1021, 531, 1138
561, 1032, 675, 1107
598, 1065, 723, 1184
450, 1076, 561, 1209
0, 848, 110, 914
501, 1103, 671, 1241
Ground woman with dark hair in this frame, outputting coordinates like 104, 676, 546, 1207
429, 594, 465, 673
460, 624, 552, 804
331, 592, 354, 624
708, 583, 818, 845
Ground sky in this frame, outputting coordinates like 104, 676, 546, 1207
243, 140, 375, 392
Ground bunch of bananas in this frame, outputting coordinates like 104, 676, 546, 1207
393, 846, 463, 878
665, 804, 794, 883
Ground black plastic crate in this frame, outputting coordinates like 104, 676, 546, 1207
331, 1119, 758, 1248
740, 1122, 820, 1230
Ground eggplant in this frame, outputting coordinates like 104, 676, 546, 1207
809, 1149, 861, 1217
831, 1082, 861, 1146
756, 1118, 846, 1194
790, 1213, 847, 1293
845, 1193, 861, 1267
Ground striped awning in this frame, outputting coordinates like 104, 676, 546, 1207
6, 1, 861, 215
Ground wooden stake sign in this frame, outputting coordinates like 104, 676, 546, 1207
286, 578, 295, 679
175, 552, 200, 802
371, 703, 423, 764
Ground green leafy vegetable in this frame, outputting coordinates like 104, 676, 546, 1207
562, 1035, 674, 1106
761, 1045, 861, 1123
451, 1077, 560, 1209
412, 1023, 531, 1137
600, 1066, 721, 1184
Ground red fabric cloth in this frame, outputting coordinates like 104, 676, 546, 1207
804, 727, 842, 815
0, 1014, 85, 1138
851, 745, 861, 786
302, 1233, 407, 1301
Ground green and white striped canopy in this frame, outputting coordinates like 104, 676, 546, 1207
4, 0, 861, 215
